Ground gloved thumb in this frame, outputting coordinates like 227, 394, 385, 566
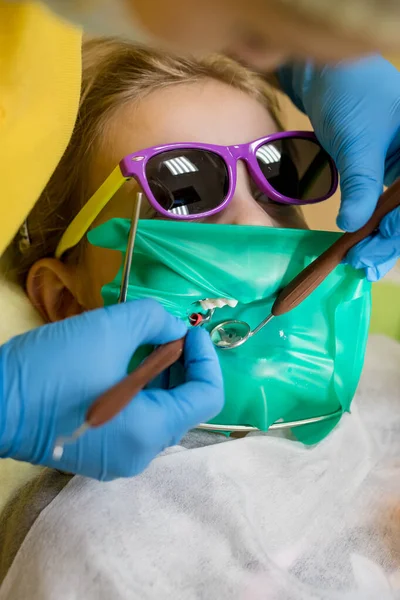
336, 148, 385, 232
160, 327, 224, 437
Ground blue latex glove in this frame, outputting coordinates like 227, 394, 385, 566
279, 56, 400, 281
0, 300, 223, 480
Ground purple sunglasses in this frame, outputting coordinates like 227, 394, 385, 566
119, 131, 338, 221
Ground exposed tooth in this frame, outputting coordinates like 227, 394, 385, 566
199, 297, 238, 311
226, 299, 238, 307
199, 300, 213, 310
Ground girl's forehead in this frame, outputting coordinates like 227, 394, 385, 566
94, 79, 278, 181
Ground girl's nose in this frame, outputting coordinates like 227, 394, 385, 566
222, 194, 275, 226
208, 162, 275, 227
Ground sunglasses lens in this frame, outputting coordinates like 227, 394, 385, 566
256, 138, 334, 202
146, 149, 229, 217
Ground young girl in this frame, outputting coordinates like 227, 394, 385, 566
8, 38, 313, 322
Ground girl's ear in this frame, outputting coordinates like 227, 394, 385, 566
26, 259, 85, 323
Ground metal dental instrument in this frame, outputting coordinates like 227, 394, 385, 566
53, 192, 185, 460
210, 178, 400, 350
210, 315, 274, 349
196, 407, 343, 434
118, 192, 143, 303
53, 423, 91, 460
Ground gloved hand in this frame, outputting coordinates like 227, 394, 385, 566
0, 300, 223, 480
279, 56, 400, 281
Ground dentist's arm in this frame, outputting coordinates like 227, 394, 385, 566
0, 299, 224, 480
279, 56, 400, 281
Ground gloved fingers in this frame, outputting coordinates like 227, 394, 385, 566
346, 235, 399, 282
379, 206, 400, 239
49, 388, 174, 480
336, 149, 385, 232
84, 379, 224, 481
144, 328, 224, 442
182, 327, 223, 387
365, 258, 398, 282
67, 328, 223, 479
104, 298, 187, 350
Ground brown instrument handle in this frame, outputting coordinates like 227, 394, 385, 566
272, 178, 400, 317
86, 337, 185, 427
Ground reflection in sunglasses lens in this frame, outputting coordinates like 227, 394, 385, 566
146, 149, 229, 216
256, 138, 333, 202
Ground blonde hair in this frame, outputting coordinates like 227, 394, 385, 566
8, 38, 282, 285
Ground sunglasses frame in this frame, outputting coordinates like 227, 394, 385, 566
120, 130, 338, 220
55, 131, 338, 258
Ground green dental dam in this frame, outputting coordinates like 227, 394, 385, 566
88, 219, 371, 444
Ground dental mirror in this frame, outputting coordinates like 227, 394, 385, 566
210, 314, 274, 349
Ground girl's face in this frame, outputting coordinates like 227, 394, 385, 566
27, 79, 306, 321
